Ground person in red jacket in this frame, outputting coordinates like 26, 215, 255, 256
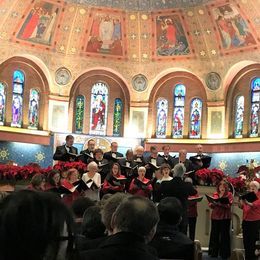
208, 180, 233, 259
239, 180, 260, 260
129, 166, 153, 198
102, 163, 125, 194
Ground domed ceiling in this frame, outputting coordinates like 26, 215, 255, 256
66, 0, 214, 10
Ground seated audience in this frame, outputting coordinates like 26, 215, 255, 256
81, 206, 106, 239
102, 163, 126, 194
71, 197, 95, 235
80, 196, 159, 260
0, 190, 76, 260
239, 180, 260, 260
129, 166, 153, 198
149, 197, 194, 260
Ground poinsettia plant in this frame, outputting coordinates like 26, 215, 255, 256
53, 161, 88, 175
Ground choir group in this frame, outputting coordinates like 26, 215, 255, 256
9, 135, 259, 260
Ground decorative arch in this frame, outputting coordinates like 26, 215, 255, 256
0, 56, 50, 130
225, 63, 260, 138
149, 70, 207, 138
69, 68, 130, 135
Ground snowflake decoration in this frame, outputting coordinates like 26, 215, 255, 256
218, 160, 227, 171
0, 147, 10, 160
35, 152, 45, 162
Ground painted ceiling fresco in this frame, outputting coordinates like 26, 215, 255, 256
65, 0, 215, 10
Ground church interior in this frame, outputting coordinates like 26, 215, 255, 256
0, 0, 260, 257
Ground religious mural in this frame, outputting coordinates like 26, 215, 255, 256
16, 1, 61, 46
84, 10, 125, 57
154, 14, 191, 57
90, 82, 108, 136
212, 3, 257, 51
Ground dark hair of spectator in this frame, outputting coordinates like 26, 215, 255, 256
0, 190, 75, 260
71, 197, 95, 219
158, 197, 183, 226
81, 206, 106, 239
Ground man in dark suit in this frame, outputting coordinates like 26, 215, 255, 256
53, 135, 78, 162
149, 197, 194, 260
159, 163, 197, 234
189, 144, 211, 169
103, 142, 124, 164
159, 145, 175, 168
79, 139, 96, 163
80, 196, 160, 260
144, 146, 164, 179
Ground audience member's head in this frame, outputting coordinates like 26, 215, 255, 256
71, 197, 95, 220
101, 193, 129, 235
30, 173, 46, 191
111, 196, 159, 243
184, 177, 193, 184
81, 206, 106, 239
0, 190, 75, 260
172, 163, 186, 178
158, 197, 183, 226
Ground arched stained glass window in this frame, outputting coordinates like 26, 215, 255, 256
250, 78, 260, 137
234, 96, 244, 138
28, 89, 40, 129
0, 82, 7, 126
75, 95, 85, 133
189, 98, 202, 139
11, 70, 24, 127
173, 84, 185, 138
113, 98, 123, 137
156, 98, 168, 138
90, 82, 108, 136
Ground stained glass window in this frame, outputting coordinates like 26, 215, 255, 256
90, 82, 108, 136
0, 82, 6, 126
173, 84, 186, 138
11, 70, 24, 127
234, 96, 244, 138
250, 78, 260, 137
189, 98, 202, 139
75, 95, 85, 133
28, 89, 40, 129
156, 98, 168, 138
113, 98, 123, 137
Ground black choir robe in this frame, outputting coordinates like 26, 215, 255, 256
53, 145, 78, 162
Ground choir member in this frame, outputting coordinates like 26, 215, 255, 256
160, 163, 173, 182
152, 168, 163, 203
239, 181, 260, 260
185, 177, 198, 241
82, 161, 101, 201
45, 170, 61, 190
208, 181, 233, 259
159, 145, 175, 168
89, 148, 110, 182
102, 163, 126, 195
133, 145, 146, 166
144, 146, 164, 180
160, 163, 197, 234
103, 141, 124, 164
79, 139, 96, 164
53, 134, 78, 162
129, 166, 153, 198
189, 144, 211, 169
